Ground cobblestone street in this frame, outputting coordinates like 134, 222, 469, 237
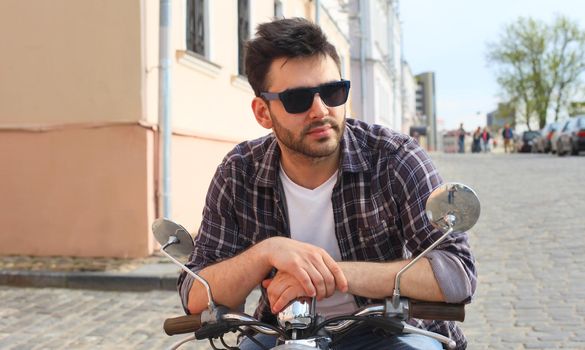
433, 152, 585, 350
1, 152, 584, 349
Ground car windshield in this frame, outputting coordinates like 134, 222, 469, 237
562, 121, 571, 131
523, 131, 540, 141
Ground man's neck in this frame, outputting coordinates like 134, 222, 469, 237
279, 148, 341, 190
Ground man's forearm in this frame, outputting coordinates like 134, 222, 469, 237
339, 258, 445, 302
187, 237, 349, 315
187, 244, 272, 314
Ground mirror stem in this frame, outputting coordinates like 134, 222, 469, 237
391, 226, 454, 308
160, 241, 217, 311
162, 235, 179, 249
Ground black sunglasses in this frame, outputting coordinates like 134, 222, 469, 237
260, 80, 351, 114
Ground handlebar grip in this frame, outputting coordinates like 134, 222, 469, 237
163, 314, 202, 335
408, 301, 465, 322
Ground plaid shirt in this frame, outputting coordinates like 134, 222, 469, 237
179, 118, 476, 349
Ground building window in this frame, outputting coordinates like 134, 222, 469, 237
186, 0, 206, 56
238, 0, 250, 75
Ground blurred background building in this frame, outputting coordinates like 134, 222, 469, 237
401, 62, 418, 141
415, 72, 437, 151
349, 0, 403, 132
0, 0, 431, 258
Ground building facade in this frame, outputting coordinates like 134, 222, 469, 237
348, 0, 403, 132
415, 72, 438, 151
401, 61, 417, 137
0, 0, 350, 258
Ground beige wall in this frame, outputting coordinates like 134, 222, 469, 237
0, 0, 143, 126
170, 135, 239, 233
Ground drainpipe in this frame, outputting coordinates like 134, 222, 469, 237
359, 0, 368, 121
159, 0, 172, 218
315, 0, 320, 24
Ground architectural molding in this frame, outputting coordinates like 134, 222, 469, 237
176, 50, 222, 79
230, 75, 254, 94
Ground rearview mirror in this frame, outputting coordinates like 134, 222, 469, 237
152, 218, 194, 258
425, 183, 480, 233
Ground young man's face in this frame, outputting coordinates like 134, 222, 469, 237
261, 55, 347, 159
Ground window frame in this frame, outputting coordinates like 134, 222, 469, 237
237, 0, 250, 76
186, 0, 208, 58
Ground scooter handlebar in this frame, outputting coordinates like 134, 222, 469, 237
161, 301, 464, 337
163, 314, 202, 335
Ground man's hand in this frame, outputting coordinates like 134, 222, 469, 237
259, 237, 348, 301
262, 271, 308, 313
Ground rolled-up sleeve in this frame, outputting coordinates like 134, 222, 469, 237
392, 139, 477, 303
427, 249, 475, 303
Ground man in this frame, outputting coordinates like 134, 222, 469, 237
502, 123, 513, 153
178, 18, 476, 350
457, 123, 466, 153
481, 127, 491, 153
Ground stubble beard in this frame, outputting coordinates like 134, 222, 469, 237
269, 110, 346, 159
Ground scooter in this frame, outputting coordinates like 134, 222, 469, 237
152, 182, 480, 350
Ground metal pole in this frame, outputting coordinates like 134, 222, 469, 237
159, 0, 172, 218
315, 0, 320, 24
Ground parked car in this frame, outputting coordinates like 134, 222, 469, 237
515, 130, 541, 153
550, 120, 570, 154
556, 115, 585, 156
534, 121, 560, 153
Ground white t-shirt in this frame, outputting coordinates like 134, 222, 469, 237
279, 167, 357, 318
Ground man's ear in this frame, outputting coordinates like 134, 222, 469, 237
252, 97, 273, 129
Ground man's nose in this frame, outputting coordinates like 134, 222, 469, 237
307, 94, 328, 118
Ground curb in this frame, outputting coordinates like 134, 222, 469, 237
0, 270, 178, 292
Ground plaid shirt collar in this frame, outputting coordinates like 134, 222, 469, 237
250, 122, 371, 188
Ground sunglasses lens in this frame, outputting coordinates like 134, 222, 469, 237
278, 81, 350, 114
281, 89, 314, 114
320, 82, 349, 108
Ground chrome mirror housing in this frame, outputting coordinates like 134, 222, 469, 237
425, 183, 481, 233
152, 218, 194, 257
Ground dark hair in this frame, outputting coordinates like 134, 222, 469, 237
244, 17, 341, 96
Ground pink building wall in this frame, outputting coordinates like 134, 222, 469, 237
1, 125, 155, 258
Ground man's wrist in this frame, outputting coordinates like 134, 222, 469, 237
249, 238, 273, 271
337, 261, 400, 298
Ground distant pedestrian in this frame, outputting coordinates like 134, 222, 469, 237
458, 123, 466, 153
502, 124, 514, 153
472, 127, 481, 153
481, 127, 491, 153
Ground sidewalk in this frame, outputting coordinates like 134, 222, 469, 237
0, 254, 181, 291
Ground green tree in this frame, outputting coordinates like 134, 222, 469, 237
569, 101, 585, 116
494, 102, 516, 130
487, 15, 585, 129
